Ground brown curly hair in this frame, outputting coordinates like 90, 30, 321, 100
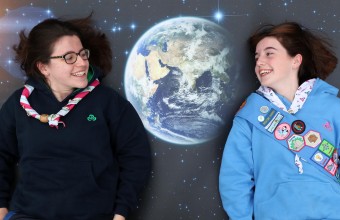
249, 22, 337, 84
13, 13, 112, 81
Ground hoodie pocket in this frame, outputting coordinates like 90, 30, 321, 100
256, 181, 339, 219
18, 159, 115, 216
23, 159, 107, 190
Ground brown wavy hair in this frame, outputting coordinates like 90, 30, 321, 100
13, 13, 112, 81
248, 22, 337, 84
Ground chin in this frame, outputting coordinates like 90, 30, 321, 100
259, 78, 271, 87
75, 81, 88, 89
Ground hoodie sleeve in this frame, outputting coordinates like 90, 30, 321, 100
219, 116, 254, 220
0, 94, 19, 208
108, 99, 152, 217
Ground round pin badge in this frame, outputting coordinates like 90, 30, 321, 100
274, 123, 291, 140
260, 106, 269, 114
258, 115, 265, 122
291, 120, 306, 134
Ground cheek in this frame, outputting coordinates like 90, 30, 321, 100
49, 65, 74, 77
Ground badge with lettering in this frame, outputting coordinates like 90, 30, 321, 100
287, 134, 305, 152
267, 112, 283, 133
292, 120, 306, 134
261, 108, 283, 133
304, 130, 322, 148
274, 123, 291, 140
311, 151, 329, 167
261, 109, 277, 127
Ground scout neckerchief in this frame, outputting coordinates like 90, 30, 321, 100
20, 78, 100, 129
236, 90, 340, 184
256, 78, 316, 114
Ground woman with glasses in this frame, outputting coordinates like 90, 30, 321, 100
219, 22, 340, 219
0, 15, 151, 220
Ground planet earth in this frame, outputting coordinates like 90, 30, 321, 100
124, 17, 235, 145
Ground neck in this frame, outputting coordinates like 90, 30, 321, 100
46, 79, 73, 102
273, 81, 299, 102
51, 89, 73, 102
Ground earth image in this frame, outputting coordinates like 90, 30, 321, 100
124, 17, 235, 145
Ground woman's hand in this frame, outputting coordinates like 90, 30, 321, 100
0, 208, 8, 220
113, 214, 125, 220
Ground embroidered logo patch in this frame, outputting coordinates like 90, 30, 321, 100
274, 123, 291, 140
311, 151, 329, 167
287, 134, 305, 152
325, 159, 338, 176
318, 139, 335, 157
323, 121, 333, 132
87, 114, 97, 121
304, 130, 322, 148
291, 120, 305, 134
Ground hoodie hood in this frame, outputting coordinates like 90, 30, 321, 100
311, 78, 339, 97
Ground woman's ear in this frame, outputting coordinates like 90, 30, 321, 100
293, 54, 302, 69
36, 62, 49, 76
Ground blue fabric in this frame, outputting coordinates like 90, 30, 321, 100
219, 79, 340, 219
4, 212, 39, 220
4, 211, 16, 220
237, 92, 339, 183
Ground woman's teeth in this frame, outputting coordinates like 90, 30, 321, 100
260, 70, 271, 76
72, 72, 86, 76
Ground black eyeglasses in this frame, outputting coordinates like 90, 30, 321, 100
49, 48, 90, 64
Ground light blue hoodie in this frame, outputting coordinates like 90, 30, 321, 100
219, 79, 340, 220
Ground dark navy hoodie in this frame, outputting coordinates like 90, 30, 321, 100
0, 67, 151, 220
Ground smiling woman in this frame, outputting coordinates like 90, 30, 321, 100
37, 35, 90, 101
219, 22, 340, 220
254, 36, 302, 101
0, 15, 151, 220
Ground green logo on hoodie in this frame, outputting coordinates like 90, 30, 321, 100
87, 114, 96, 121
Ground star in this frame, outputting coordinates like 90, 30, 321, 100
214, 11, 223, 22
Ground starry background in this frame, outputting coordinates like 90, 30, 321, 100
0, 1, 340, 219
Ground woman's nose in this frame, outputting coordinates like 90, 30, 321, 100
75, 55, 88, 65
256, 57, 264, 66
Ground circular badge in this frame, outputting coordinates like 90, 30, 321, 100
274, 123, 291, 140
258, 115, 265, 122
260, 106, 269, 114
291, 120, 306, 134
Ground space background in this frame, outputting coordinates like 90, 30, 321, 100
1, 1, 340, 219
